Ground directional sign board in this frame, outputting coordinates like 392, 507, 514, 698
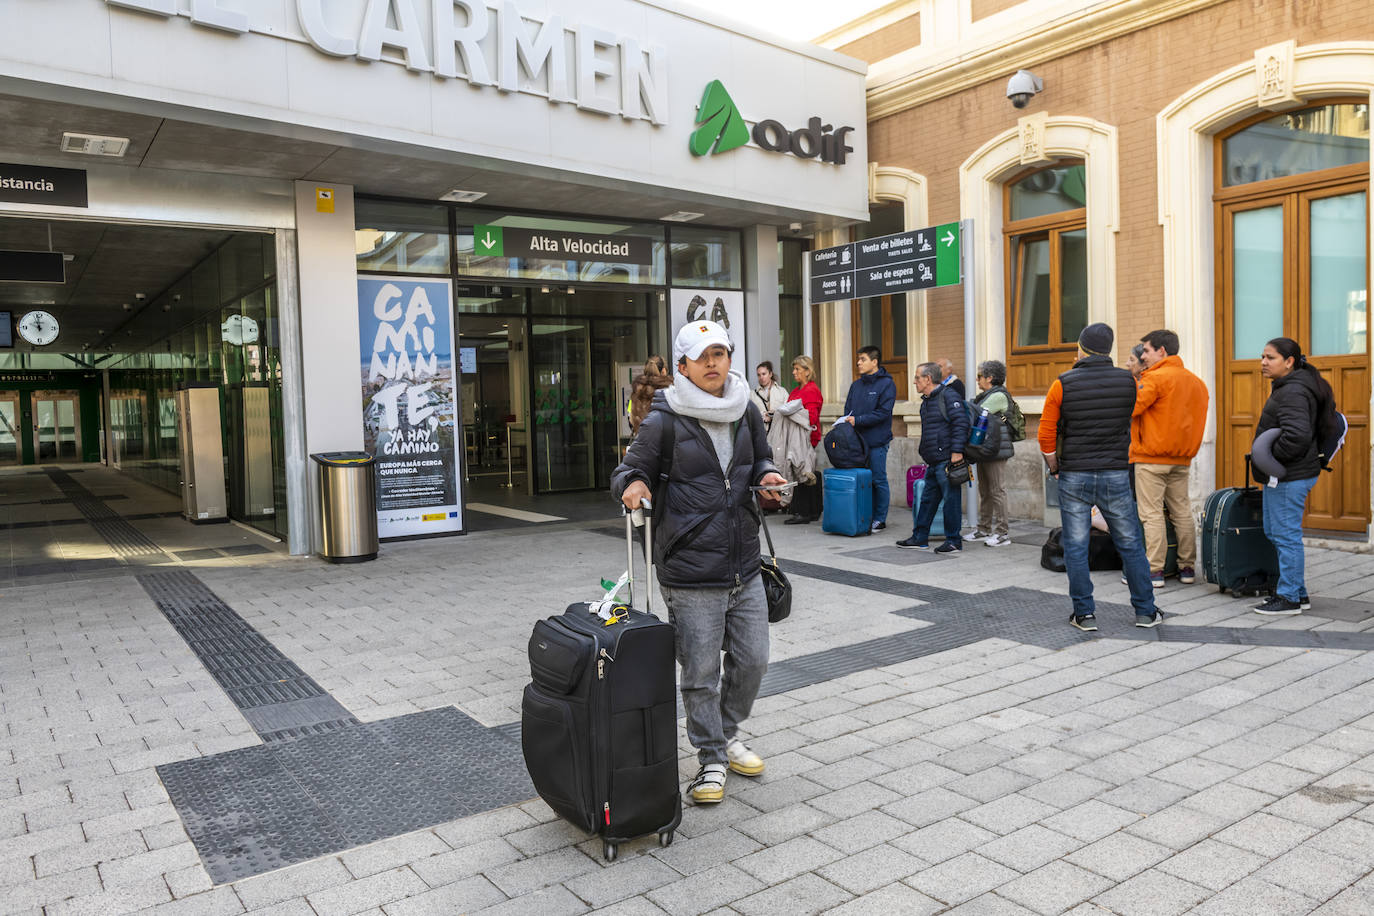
473, 224, 654, 265
809, 222, 961, 304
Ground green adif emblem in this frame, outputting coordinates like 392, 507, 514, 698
689, 80, 750, 157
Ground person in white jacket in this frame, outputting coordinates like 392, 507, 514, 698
752, 362, 789, 431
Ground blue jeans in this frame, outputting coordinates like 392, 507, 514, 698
1262, 476, 1317, 602
1057, 469, 1156, 618
868, 444, 890, 524
660, 578, 769, 766
912, 460, 962, 545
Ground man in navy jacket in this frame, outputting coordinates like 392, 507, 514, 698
842, 346, 897, 531
897, 362, 968, 553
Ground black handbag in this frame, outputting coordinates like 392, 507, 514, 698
755, 498, 792, 623
946, 458, 971, 487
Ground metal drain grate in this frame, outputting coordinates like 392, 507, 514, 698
138, 570, 357, 741
44, 467, 164, 557
158, 707, 534, 884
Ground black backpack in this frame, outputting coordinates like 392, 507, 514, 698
823, 422, 870, 469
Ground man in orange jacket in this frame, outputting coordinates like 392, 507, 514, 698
1131, 329, 1209, 587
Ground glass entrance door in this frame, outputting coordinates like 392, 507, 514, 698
0, 393, 19, 465
531, 318, 595, 491
528, 290, 654, 493
32, 390, 81, 462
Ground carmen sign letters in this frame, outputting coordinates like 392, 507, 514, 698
105, 0, 669, 125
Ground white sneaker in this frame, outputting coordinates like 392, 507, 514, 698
985, 534, 1011, 547
725, 738, 765, 776
688, 763, 727, 803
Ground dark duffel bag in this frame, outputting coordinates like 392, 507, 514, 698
823, 423, 870, 469
522, 506, 681, 862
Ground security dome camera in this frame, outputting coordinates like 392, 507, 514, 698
1006, 69, 1044, 109
788, 222, 804, 235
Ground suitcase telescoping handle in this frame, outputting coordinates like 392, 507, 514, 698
623, 498, 654, 613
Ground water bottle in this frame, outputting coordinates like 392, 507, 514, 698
969, 408, 990, 447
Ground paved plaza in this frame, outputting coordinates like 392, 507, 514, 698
5, 466, 1374, 914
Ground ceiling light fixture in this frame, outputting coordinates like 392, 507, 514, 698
661, 211, 704, 222
121, 303, 132, 311
440, 188, 487, 203
540, 286, 550, 293
60, 132, 130, 157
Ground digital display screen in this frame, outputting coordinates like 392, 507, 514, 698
0, 312, 11, 348
460, 346, 477, 374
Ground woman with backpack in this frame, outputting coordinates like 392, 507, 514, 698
969, 360, 1021, 547
1251, 337, 1338, 616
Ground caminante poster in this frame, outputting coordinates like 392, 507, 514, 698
357, 276, 463, 538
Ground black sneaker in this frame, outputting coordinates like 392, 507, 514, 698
934, 541, 962, 555
1300, 594, 1312, 610
896, 537, 930, 550
1135, 611, 1164, 628
1070, 615, 1098, 631
1254, 596, 1302, 616
871, 521, 887, 532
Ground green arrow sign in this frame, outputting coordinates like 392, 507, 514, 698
474, 224, 503, 257
934, 221, 960, 287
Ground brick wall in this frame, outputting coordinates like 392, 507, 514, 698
837, 14, 921, 64
972, 0, 1026, 21
868, 0, 1368, 387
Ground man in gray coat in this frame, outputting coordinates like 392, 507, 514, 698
613, 320, 787, 804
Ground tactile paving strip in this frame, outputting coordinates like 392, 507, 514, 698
138, 570, 358, 740
43, 467, 164, 557
756, 560, 1374, 696
158, 707, 534, 884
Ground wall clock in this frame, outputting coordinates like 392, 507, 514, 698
17, 310, 59, 346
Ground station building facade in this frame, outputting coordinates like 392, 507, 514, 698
0, 0, 868, 554
814, 0, 1371, 543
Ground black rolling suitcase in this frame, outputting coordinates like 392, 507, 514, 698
521, 505, 681, 861
1201, 458, 1279, 596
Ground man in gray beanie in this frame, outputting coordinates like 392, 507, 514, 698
1038, 322, 1162, 630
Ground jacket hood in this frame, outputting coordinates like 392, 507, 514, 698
1273, 367, 1323, 399
860, 367, 892, 384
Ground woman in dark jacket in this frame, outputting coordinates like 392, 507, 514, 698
613, 321, 785, 805
1252, 337, 1334, 615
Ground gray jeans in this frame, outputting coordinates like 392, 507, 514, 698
660, 578, 770, 766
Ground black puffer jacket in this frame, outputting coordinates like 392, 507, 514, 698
1255, 369, 1323, 482
611, 394, 777, 588
917, 384, 968, 464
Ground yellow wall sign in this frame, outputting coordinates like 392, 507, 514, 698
315, 187, 335, 213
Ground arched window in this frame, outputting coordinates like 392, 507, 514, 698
1214, 100, 1369, 531
1003, 160, 1087, 391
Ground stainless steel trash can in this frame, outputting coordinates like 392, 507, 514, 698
312, 452, 379, 563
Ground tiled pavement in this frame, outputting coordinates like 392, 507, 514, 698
4, 466, 1374, 913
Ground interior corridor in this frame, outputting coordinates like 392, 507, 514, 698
0, 463, 287, 587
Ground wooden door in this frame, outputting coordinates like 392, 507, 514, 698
850, 294, 908, 400
1217, 174, 1369, 532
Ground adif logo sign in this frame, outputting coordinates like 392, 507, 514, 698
105, 0, 669, 125
689, 80, 854, 165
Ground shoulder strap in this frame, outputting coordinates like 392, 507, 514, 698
937, 389, 949, 422
655, 412, 676, 525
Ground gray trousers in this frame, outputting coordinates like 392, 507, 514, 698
660, 578, 770, 766
976, 458, 1010, 536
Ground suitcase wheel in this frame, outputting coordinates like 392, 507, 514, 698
658, 830, 674, 848
603, 841, 618, 862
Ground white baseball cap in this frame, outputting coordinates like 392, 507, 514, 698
673, 320, 732, 363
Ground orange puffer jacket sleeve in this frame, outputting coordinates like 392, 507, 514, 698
1130, 355, 1210, 465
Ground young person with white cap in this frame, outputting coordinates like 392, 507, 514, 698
612, 320, 787, 804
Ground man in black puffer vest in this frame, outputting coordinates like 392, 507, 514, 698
1040, 323, 1162, 631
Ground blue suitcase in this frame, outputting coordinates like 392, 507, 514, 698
822, 468, 873, 536
909, 476, 946, 538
